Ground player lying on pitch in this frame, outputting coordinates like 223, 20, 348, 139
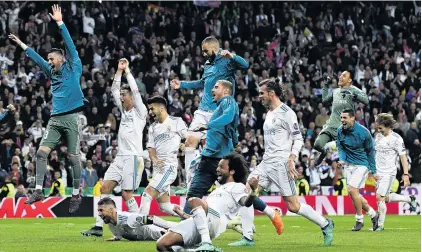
96, 197, 178, 241
155, 152, 276, 252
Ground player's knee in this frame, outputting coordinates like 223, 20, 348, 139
159, 202, 174, 214
313, 138, 325, 152
347, 186, 358, 195
36, 149, 49, 161
187, 197, 201, 209
100, 184, 111, 194
286, 201, 300, 213
376, 194, 384, 202
185, 136, 199, 149
122, 190, 133, 201
68, 155, 81, 166
156, 239, 168, 252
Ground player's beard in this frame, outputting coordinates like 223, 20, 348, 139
217, 172, 229, 184
102, 215, 113, 224
205, 51, 216, 62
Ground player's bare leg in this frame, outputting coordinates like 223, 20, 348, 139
25, 146, 51, 204
284, 195, 334, 246
348, 186, 364, 231
156, 231, 185, 252
184, 136, 201, 209
68, 153, 83, 213
81, 180, 117, 237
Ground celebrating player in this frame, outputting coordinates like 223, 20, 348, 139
9, 5, 85, 213
170, 36, 248, 187
138, 96, 187, 216
314, 71, 369, 166
81, 59, 147, 237
235, 79, 334, 247
336, 109, 378, 231
156, 152, 256, 252
96, 197, 177, 241
373, 113, 417, 231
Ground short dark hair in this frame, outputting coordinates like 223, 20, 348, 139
120, 83, 132, 93
222, 152, 249, 184
147, 95, 168, 107
342, 109, 355, 117
49, 48, 64, 56
202, 36, 219, 46
98, 197, 116, 208
259, 78, 282, 96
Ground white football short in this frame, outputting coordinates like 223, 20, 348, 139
187, 109, 214, 140
344, 164, 369, 189
376, 174, 396, 197
248, 159, 296, 197
104, 155, 144, 190
150, 165, 178, 194
169, 207, 224, 247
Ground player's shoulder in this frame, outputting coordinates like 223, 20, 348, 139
350, 85, 363, 91
149, 121, 158, 129
276, 103, 295, 116
390, 131, 403, 140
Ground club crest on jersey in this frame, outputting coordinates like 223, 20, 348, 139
167, 125, 171, 132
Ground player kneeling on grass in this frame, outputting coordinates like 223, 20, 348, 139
156, 152, 262, 252
96, 197, 178, 241
373, 113, 417, 231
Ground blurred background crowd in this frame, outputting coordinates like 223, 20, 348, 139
0, 1, 420, 198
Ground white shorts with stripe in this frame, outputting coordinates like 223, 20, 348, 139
169, 207, 224, 247
150, 165, 178, 194
187, 109, 213, 140
248, 159, 296, 197
376, 174, 395, 197
104, 155, 144, 190
344, 164, 369, 189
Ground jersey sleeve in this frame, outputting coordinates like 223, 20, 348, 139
177, 118, 188, 139
286, 110, 304, 157
146, 126, 155, 149
395, 136, 406, 156
126, 72, 147, 118
231, 183, 248, 204
111, 75, 123, 112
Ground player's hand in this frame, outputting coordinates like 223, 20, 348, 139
173, 205, 184, 217
6, 104, 16, 112
105, 237, 121, 242
337, 161, 345, 168
49, 5, 63, 22
248, 176, 259, 192
8, 34, 23, 46
153, 159, 165, 170
179, 143, 185, 152
287, 159, 300, 180
219, 50, 233, 59
193, 124, 208, 132
401, 174, 410, 188
371, 174, 380, 181
118, 58, 129, 71
170, 79, 181, 89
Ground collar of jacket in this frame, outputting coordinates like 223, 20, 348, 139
344, 121, 358, 134
53, 61, 67, 75
216, 96, 231, 105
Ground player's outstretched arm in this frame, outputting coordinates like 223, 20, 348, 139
220, 50, 249, 70
171, 77, 205, 90
364, 130, 376, 174
122, 61, 147, 118
207, 98, 236, 128
9, 34, 52, 76
111, 71, 123, 112
49, 5, 82, 71
352, 90, 369, 106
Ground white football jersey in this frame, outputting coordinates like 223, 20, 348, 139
263, 103, 303, 161
206, 182, 247, 222
147, 116, 187, 167
374, 132, 406, 176
107, 211, 163, 241
111, 73, 148, 157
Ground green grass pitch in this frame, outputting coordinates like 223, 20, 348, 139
0, 216, 420, 252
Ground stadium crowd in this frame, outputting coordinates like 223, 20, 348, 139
0, 1, 420, 197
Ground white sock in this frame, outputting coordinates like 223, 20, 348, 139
366, 206, 377, 218
152, 216, 178, 229
297, 203, 329, 228
35, 185, 42, 190
192, 206, 211, 244
126, 197, 138, 212
159, 202, 179, 217
72, 188, 80, 196
185, 148, 199, 171
388, 193, 411, 203
263, 206, 275, 219
95, 194, 109, 227
356, 214, 364, 223
139, 192, 153, 215
377, 200, 387, 227
240, 206, 254, 240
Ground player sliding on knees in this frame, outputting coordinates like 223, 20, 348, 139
81, 58, 147, 237
9, 5, 85, 213
373, 113, 417, 231
156, 153, 270, 252
233, 79, 334, 247
138, 96, 187, 216
96, 197, 178, 242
